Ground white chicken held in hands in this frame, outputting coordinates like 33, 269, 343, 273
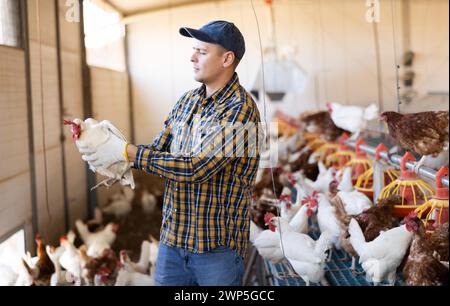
64, 118, 135, 190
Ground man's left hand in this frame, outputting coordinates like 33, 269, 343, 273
79, 133, 128, 168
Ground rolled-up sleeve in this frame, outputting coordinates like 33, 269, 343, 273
134, 102, 259, 183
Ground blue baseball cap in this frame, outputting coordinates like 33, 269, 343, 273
180, 20, 246, 60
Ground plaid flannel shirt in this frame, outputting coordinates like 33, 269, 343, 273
133, 73, 261, 257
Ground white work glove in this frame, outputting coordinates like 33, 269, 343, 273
79, 133, 129, 169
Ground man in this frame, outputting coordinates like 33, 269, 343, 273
80, 20, 262, 286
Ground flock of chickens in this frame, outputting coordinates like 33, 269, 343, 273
0, 185, 161, 286
250, 103, 449, 286
1, 102, 448, 287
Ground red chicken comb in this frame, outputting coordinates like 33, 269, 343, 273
264, 212, 276, 224
279, 194, 291, 202
63, 119, 82, 140
59, 236, 68, 243
287, 173, 297, 185
301, 194, 319, 207
112, 223, 120, 232
99, 266, 111, 275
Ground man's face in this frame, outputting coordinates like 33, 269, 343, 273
191, 40, 227, 84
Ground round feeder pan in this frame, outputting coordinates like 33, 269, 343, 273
393, 202, 429, 218
355, 186, 373, 199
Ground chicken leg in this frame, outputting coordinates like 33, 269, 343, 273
91, 177, 117, 191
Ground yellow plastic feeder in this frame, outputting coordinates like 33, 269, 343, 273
355, 143, 399, 199
275, 111, 301, 137
303, 132, 319, 142
415, 166, 449, 228
306, 138, 327, 151
345, 138, 373, 184
325, 133, 355, 169
312, 142, 340, 163
379, 152, 435, 218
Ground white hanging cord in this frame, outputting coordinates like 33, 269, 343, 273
250, 0, 292, 273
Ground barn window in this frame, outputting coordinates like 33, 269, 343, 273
0, 229, 25, 271
83, 0, 126, 71
0, 0, 22, 48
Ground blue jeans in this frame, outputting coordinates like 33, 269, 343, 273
154, 243, 245, 286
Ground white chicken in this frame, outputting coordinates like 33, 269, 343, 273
285, 172, 308, 207
102, 187, 134, 219
75, 220, 119, 258
288, 200, 314, 234
253, 228, 284, 264
298, 162, 335, 195
336, 166, 353, 192
414, 142, 449, 172
14, 259, 34, 286
46, 245, 71, 286
348, 214, 415, 285
0, 263, 17, 286
64, 118, 135, 190
120, 240, 151, 274
327, 103, 379, 139
253, 204, 313, 264
336, 167, 373, 215
148, 235, 159, 276
266, 215, 331, 286
279, 187, 301, 222
59, 232, 83, 286
141, 189, 157, 214
249, 220, 263, 244
115, 268, 154, 286
316, 193, 342, 260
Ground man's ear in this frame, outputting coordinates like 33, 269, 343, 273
223, 51, 236, 68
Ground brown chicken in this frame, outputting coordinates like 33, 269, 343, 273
287, 149, 310, 173
380, 111, 449, 156
284, 148, 319, 181
403, 216, 448, 286
328, 179, 339, 199
253, 168, 284, 198
300, 110, 349, 141
79, 246, 119, 285
22, 235, 56, 286
354, 195, 401, 242
426, 222, 449, 262
249, 193, 279, 229
331, 196, 358, 269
